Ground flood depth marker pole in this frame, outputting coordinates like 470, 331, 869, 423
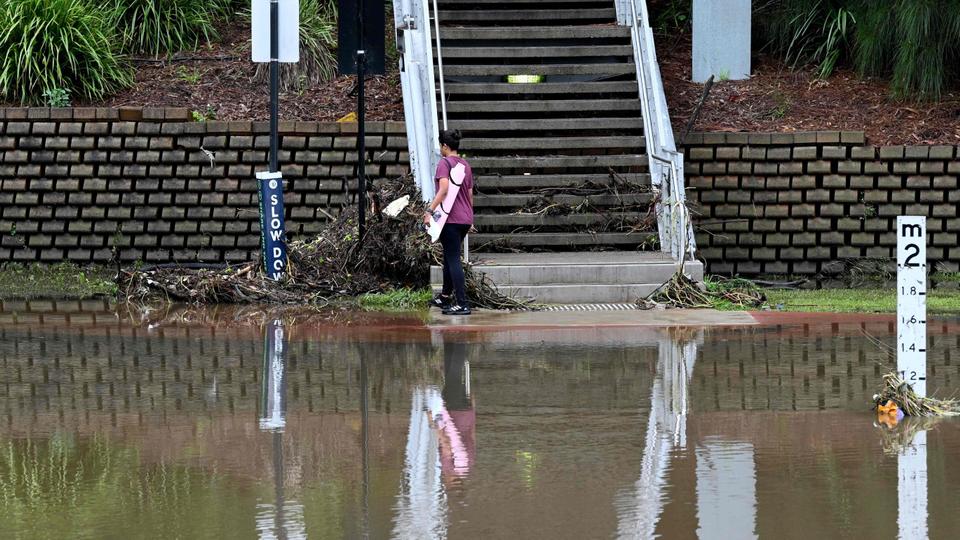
896, 216, 927, 397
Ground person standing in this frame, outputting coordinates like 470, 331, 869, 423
424, 129, 474, 315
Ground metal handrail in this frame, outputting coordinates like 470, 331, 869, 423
431, 0, 448, 129
627, 0, 696, 262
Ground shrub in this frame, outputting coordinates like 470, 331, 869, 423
757, 0, 960, 99
249, 0, 338, 91
0, 0, 133, 104
113, 0, 235, 56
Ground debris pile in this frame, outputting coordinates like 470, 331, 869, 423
873, 372, 960, 419
639, 273, 766, 310
120, 177, 527, 309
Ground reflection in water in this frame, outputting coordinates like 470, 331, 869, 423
2, 304, 960, 538
895, 421, 929, 540
617, 332, 700, 538
392, 337, 475, 539
695, 440, 757, 540
256, 320, 306, 540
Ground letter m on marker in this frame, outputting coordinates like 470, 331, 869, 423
902, 223, 922, 237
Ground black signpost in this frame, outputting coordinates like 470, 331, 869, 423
338, 0, 385, 248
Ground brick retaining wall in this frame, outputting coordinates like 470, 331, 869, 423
2, 108, 959, 277
0, 107, 407, 264
684, 131, 960, 276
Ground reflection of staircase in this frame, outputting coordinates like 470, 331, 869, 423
435, 0, 656, 251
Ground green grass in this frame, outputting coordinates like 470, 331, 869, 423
0, 263, 117, 300
764, 288, 960, 314
357, 288, 431, 311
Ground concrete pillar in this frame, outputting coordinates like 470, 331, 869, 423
692, 0, 751, 82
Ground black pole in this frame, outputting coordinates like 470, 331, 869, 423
356, 0, 367, 246
269, 0, 280, 173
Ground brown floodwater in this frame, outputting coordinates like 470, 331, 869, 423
1, 301, 959, 539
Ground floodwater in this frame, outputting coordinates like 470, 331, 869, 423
1, 302, 959, 539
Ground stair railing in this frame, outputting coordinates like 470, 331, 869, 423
626, 0, 697, 262
393, 0, 442, 201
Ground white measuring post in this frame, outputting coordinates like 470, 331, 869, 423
897, 216, 927, 397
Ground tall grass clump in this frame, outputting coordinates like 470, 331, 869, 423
0, 0, 133, 104
249, 0, 338, 91
113, 0, 235, 56
756, 0, 960, 99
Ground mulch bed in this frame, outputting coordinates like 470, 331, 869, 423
659, 34, 960, 146
85, 21, 405, 123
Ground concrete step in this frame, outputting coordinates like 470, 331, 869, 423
430, 253, 704, 303
443, 81, 638, 95
469, 154, 647, 170
448, 100, 640, 114
437, 9, 616, 23
451, 118, 642, 132
442, 63, 634, 77
471, 232, 656, 248
440, 26, 631, 40
476, 173, 651, 189
441, 46, 633, 58
474, 192, 652, 208
462, 136, 644, 151
473, 212, 648, 229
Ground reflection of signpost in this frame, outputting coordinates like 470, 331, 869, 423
898, 429, 928, 540
259, 319, 287, 431
252, 1, 300, 280
897, 216, 927, 397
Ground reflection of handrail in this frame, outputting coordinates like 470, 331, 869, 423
627, 0, 696, 262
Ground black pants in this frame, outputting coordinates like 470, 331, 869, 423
440, 223, 470, 306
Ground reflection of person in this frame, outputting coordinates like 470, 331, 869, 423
438, 341, 475, 479
424, 129, 474, 316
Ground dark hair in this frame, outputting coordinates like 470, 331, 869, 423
439, 129, 462, 151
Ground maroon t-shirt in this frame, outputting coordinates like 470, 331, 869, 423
434, 156, 474, 225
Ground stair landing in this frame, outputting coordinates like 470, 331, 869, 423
432, 252, 704, 304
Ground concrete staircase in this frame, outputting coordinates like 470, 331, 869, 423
432, 252, 703, 304
435, 0, 655, 252
417, 0, 702, 303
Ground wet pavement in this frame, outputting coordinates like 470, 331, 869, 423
0, 301, 958, 539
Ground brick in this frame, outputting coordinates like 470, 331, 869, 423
778, 162, 804, 175
816, 132, 841, 144
805, 189, 830, 203
840, 131, 865, 144
55, 151, 80, 163
727, 162, 752, 174
849, 175, 874, 189
929, 146, 955, 159
877, 175, 902, 189
879, 146, 905, 159
5, 122, 30, 135
892, 161, 918, 174
822, 174, 847, 188
149, 137, 174, 150
919, 161, 944, 174
850, 146, 877, 160
83, 123, 110, 135
891, 191, 915, 203
807, 160, 832, 174
837, 161, 861, 174
822, 146, 847, 159
833, 189, 859, 203
934, 175, 958, 189
688, 147, 713, 161
820, 203, 845, 217
741, 146, 765, 160
905, 176, 930, 189
904, 146, 929, 159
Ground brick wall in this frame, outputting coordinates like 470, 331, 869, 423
0, 107, 408, 264
3, 110, 959, 277
684, 131, 960, 276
